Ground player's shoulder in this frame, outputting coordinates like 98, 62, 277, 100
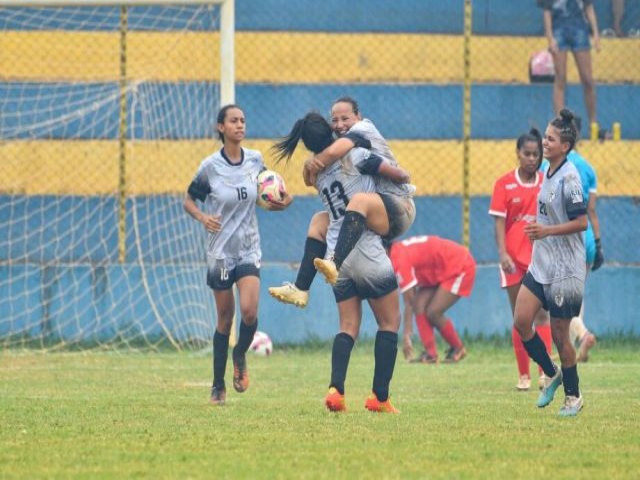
242, 147, 264, 162
495, 169, 517, 188
350, 118, 379, 136
198, 149, 223, 169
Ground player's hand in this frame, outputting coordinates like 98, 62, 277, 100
303, 163, 318, 187
402, 335, 414, 362
592, 33, 601, 53
201, 214, 222, 233
304, 155, 325, 175
499, 252, 516, 274
548, 38, 559, 55
524, 222, 548, 241
592, 238, 604, 271
264, 192, 293, 211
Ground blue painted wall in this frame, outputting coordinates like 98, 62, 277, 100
2, 263, 637, 343
3, 83, 639, 140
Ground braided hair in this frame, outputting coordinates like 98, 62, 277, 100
549, 108, 579, 152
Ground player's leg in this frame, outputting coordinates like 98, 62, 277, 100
412, 286, 439, 362
548, 278, 584, 416
551, 49, 569, 116
210, 285, 236, 405
269, 211, 329, 307
231, 269, 260, 393
573, 49, 596, 126
366, 290, 401, 413
423, 286, 466, 363
533, 307, 553, 389
515, 273, 560, 408
573, 230, 597, 361
326, 295, 361, 412
507, 283, 531, 389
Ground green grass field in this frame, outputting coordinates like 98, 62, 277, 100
1, 341, 639, 479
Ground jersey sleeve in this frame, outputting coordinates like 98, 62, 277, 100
488, 177, 507, 218
390, 246, 417, 293
344, 131, 372, 149
187, 163, 211, 202
564, 173, 587, 220
354, 151, 383, 176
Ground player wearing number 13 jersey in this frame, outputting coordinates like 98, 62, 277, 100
274, 112, 405, 413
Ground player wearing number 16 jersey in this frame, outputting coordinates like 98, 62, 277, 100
184, 105, 291, 406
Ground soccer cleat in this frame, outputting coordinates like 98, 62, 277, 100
577, 333, 596, 363
365, 392, 400, 414
558, 395, 583, 417
210, 386, 226, 406
516, 374, 531, 391
268, 282, 309, 308
325, 387, 346, 412
232, 354, 249, 393
537, 365, 562, 408
443, 346, 467, 363
410, 351, 438, 364
313, 258, 339, 285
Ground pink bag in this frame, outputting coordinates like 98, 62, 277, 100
529, 49, 555, 83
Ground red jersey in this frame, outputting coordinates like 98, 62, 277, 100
488, 168, 542, 269
389, 235, 472, 293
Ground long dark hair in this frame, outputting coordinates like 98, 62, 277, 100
272, 112, 334, 163
549, 108, 578, 152
516, 127, 543, 168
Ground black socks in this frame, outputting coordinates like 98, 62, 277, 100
372, 330, 398, 402
522, 331, 557, 378
295, 237, 327, 291
213, 330, 229, 389
329, 332, 355, 395
333, 211, 367, 269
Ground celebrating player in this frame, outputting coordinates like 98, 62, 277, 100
489, 128, 553, 391
183, 104, 291, 406
387, 236, 474, 364
273, 111, 403, 414
268, 97, 414, 306
514, 109, 588, 417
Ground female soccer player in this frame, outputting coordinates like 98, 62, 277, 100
387, 235, 474, 364
273, 112, 403, 414
183, 104, 291, 406
514, 109, 588, 417
269, 97, 414, 306
489, 129, 553, 391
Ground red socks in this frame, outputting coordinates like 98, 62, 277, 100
438, 319, 463, 350
415, 314, 438, 357
512, 327, 530, 377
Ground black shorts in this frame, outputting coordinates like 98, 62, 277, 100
522, 271, 584, 319
207, 263, 260, 291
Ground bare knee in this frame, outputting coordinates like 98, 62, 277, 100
425, 308, 445, 328
307, 211, 329, 241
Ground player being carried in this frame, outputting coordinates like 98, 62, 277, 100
269, 97, 415, 307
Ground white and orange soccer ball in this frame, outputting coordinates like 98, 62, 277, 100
256, 170, 286, 209
249, 331, 273, 356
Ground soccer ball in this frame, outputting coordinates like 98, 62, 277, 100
249, 331, 273, 356
256, 170, 286, 209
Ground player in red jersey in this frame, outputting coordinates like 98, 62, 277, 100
489, 128, 552, 391
388, 235, 475, 364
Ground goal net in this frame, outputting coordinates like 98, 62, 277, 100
0, 0, 234, 350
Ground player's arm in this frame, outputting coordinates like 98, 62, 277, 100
183, 176, 221, 233
306, 133, 371, 174
587, 192, 605, 270
401, 289, 416, 361
585, 3, 600, 51
493, 216, 515, 274
355, 152, 410, 184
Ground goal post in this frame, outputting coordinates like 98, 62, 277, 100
0, 0, 235, 350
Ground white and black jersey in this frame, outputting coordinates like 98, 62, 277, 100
187, 147, 264, 271
315, 146, 397, 302
348, 119, 415, 198
529, 159, 587, 284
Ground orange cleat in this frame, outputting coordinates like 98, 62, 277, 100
325, 387, 346, 412
364, 392, 400, 414
232, 355, 249, 393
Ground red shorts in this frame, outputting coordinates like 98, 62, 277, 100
499, 262, 527, 288
441, 255, 476, 297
